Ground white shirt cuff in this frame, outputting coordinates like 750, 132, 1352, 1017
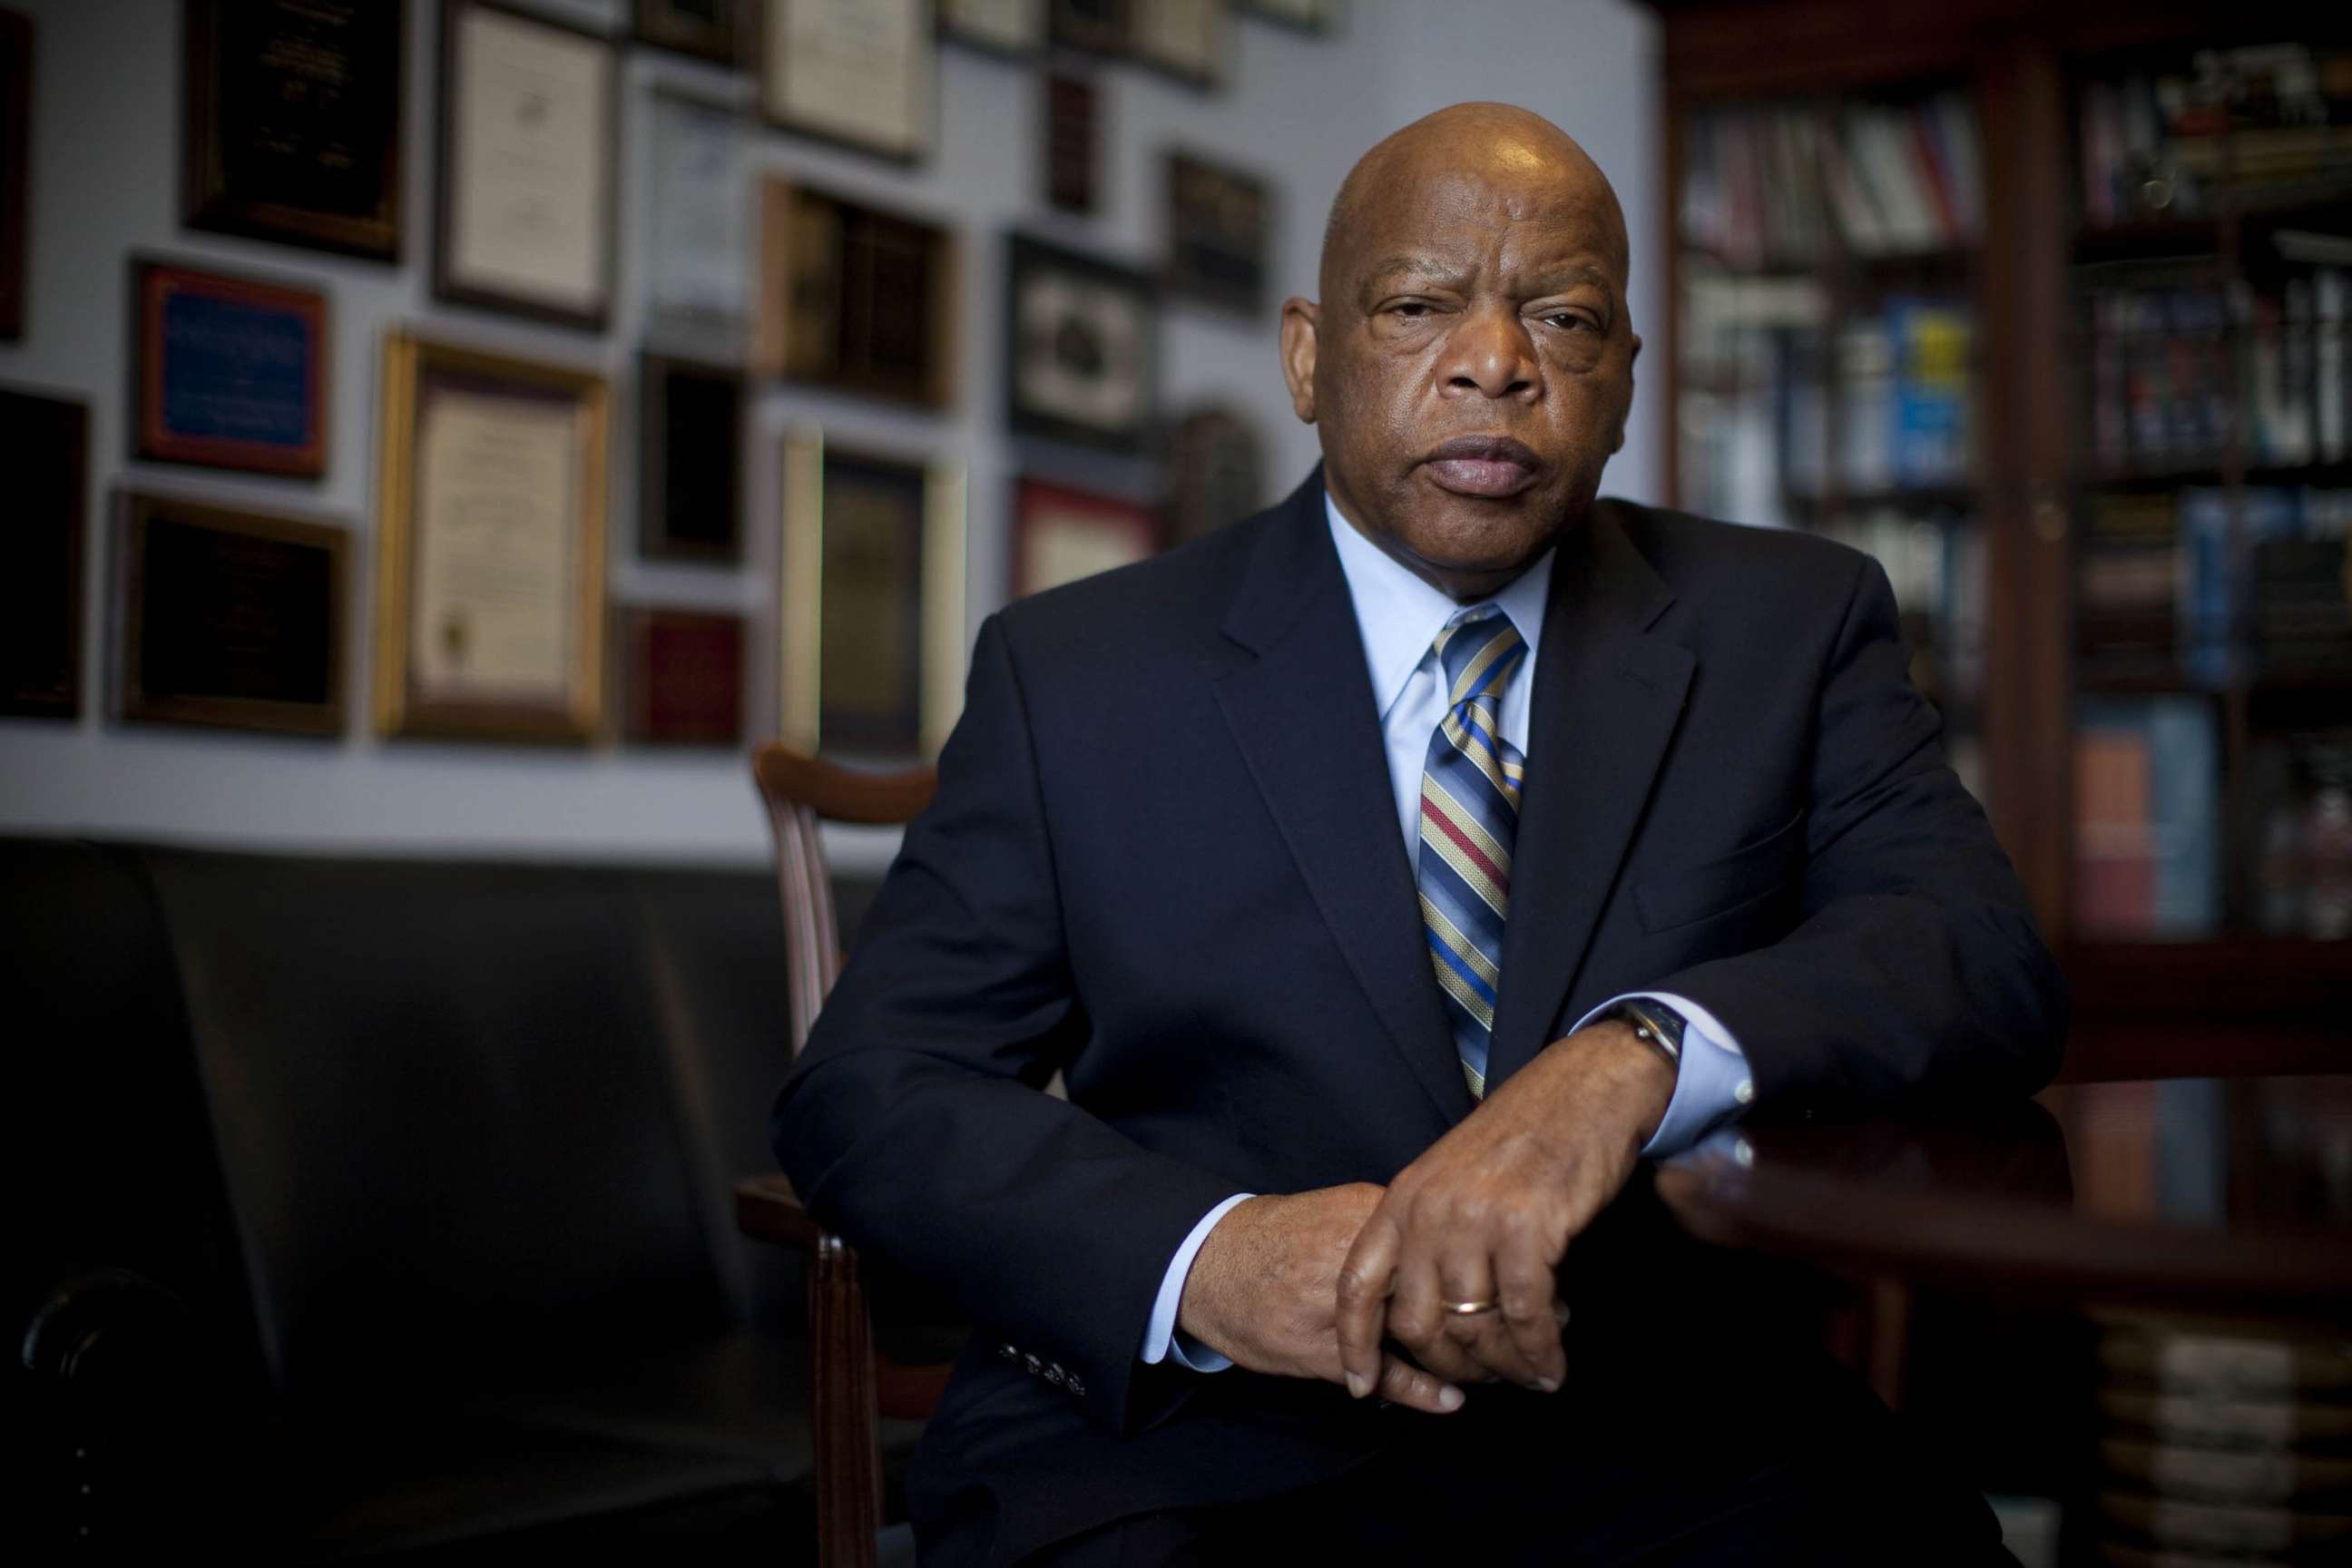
1572, 991, 1754, 1158
1141, 1192, 1253, 1372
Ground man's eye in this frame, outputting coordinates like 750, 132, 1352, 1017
1540, 311, 1595, 332
1389, 301, 1434, 318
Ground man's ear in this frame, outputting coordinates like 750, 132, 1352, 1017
1612, 330, 1643, 455
1279, 299, 1319, 424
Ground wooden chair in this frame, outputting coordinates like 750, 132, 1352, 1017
736, 744, 953, 1568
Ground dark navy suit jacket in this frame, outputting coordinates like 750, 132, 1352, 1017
773, 469, 2066, 1564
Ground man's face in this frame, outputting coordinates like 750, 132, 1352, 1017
1285, 149, 1641, 598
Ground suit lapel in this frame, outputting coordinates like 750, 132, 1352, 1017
1485, 501, 1695, 1089
1212, 475, 1474, 1126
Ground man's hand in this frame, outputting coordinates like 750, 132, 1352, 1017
1176, 1182, 1465, 1415
1333, 1022, 1675, 1399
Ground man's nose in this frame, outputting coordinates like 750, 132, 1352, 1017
1437, 305, 1538, 401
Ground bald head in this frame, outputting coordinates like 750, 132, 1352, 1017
1320, 103, 1628, 302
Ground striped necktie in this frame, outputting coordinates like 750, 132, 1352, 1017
1416, 607, 1528, 1099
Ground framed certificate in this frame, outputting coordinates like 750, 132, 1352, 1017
941, 0, 1044, 56
779, 430, 964, 760
435, 0, 618, 330
1049, 0, 1127, 54
1012, 477, 1158, 598
1129, 0, 1224, 89
1165, 406, 1263, 546
181, 0, 405, 261
374, 330, 610, 742
1238, 0, 1341, 32
763, 0, 936, 164
1165, 152, 1269, 316
1, 10, 28, 339
0, 386, 86, 719
112, 490, 348, 737
632, 0, 746, 65
1044, 72, 1097, 215
756, 178, 955, 407
639, 353, 744, 564
618, 606, 745, 747
132, 260, 328, 478
645, 87, 749, 338
1005, 233, 1157, 455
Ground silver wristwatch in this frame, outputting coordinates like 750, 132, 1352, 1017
1607, 997, 1685, 1069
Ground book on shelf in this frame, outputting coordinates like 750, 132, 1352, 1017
2079, 43, 2352, 229
2079, 491, 2181, 662
2073, 696, 2220, 939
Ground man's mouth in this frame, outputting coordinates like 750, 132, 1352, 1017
1419, 436, 1541, 498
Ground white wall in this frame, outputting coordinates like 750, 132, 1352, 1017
0, 0, 1660, 868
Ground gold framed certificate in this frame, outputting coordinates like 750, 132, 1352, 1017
763, 0, 936, 164
435, 0, 618, 329
374, 330, 610, 742
778, 428, 964, 760
1130, 0, 1225, 89
941, 0, 1045, 56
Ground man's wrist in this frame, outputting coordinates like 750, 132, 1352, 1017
1552, 1019, 1678, 1151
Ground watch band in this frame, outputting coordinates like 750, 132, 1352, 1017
1611, 997, 1685, 1068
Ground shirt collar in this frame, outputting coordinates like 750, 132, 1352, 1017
1324, 490, 1553, 720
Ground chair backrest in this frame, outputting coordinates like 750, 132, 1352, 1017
750, 746, 936, 1056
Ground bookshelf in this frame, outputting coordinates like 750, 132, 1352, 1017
1649, 1, 2351, 1069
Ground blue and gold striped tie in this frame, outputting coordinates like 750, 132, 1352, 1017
1416, 608, 1528, 1099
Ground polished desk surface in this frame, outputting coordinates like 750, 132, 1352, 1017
1655, 1076, 2352, 1309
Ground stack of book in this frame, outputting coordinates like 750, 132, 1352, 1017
2073, 696, 2220, 938
2080, 43, 2352, 228
1680, 93, 1982, 266
2093, 1314, 2352, 1565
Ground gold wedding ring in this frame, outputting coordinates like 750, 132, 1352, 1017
1442, 1298, 1499, 1316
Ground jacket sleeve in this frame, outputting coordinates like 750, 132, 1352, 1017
770, 612, 1240, 1435
1653, 554, 2068, 1112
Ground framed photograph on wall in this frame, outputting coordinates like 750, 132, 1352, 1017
1048, 0, 1126, 55
941, 0, 1045, 56
1129, 0, 1225, 89
1044, 72, 1097, 214
632, 0, 746, 65
0, 386, 87, 719
374, 330, 610, 743
1012, 476, 1158, 597
756, 177, 955, 407
645, 86, 750, 339
638, 352, 743, 564
617, 606, 745, 747
763, 0, 936, 164
1238, 0, 1342, 33
1165, 406, 1264, 546
132, 259, 328, 478
778, 429, 965, 760
435, 0, 618, 330
1, 9, 29, 339
112, 489, 348, 737
1005, 233, 1157, 454
1165, 152, 1269, 316
181, 0, 405, 261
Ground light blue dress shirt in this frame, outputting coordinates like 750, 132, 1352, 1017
1140, 495, 1756, 1372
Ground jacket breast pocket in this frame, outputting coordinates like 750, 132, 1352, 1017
1632, 808, 1806, 934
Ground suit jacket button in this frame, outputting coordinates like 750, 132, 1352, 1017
998, 1342, 1018, 1361
1068, 1376, 1086, 1396
1024, 1353, 1042, 1376
1044, 1366, 1064, 1386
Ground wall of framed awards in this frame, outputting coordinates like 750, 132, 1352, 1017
0, 0, 1662, 865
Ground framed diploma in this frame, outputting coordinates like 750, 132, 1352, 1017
1165, 152, 1269, 316
1044, 73, 1097, 215
374, 331, 610, 743
1129, 0, 1224, 89
132, 260, 328, 478
639, 353, 744, 564
632, 0, 745, 65
756, 178, 955, 407
779, 430, 965, 760
1165, 406, 1263, 546
763, 0, 936, 165
0, 387, 87, 719
618, 607, 745, 747
1238, 0, 1340, 32
645, 87, 749, 338
181, 0, 405, 262
1012, 477, 1157, 598
1049, 0, 1127, 54
112, 490, 347, 737
941, 0, 1044, 56
1005, 234, 1157, 455
435, 0, 618, 330
1, 10, 27, 340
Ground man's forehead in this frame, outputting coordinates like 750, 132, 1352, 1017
1348, 172, 1626, 283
